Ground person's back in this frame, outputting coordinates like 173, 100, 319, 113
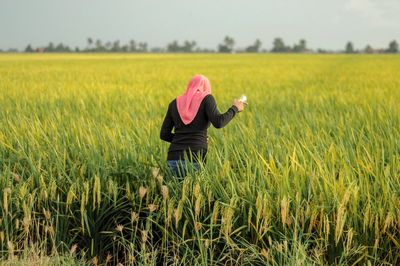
160, 74, 245, 177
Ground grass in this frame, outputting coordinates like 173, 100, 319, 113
0, 53, 400, 265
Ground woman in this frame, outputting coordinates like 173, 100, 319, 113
160, 74, 245, 178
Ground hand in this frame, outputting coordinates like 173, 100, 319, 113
233, 99, 245, 112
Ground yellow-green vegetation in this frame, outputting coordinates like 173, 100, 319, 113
1, 54, 400, 265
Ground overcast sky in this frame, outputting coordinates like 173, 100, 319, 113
1, 0, 399, 51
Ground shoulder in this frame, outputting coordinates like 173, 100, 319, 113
169, 99, 177, 108
166, 99, 177, 113
203, 94, 215, 104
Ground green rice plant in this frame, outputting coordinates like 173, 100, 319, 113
1, 53, 400, 264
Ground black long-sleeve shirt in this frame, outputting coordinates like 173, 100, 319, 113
160, 94, 238, 161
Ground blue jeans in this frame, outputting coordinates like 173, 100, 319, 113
167, 160, 200, 178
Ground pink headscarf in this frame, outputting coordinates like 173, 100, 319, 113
177, 75, 211, 125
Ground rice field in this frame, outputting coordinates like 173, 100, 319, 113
0, 53, 400, 265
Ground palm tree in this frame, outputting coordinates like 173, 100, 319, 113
87, 37, 93, 51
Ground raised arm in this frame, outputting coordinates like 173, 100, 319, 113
205, 95, 239, 128
160, 104, 175, 142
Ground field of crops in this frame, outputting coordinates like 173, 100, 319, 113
1, 54, 400, 265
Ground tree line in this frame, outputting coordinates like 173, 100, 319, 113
1, 36, 399, 54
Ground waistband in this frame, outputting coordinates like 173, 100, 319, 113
167, 149, 207, 162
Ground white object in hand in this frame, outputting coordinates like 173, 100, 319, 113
239, 95, 247, 104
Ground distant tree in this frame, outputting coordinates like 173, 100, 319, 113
167, 40, 196, 52
293, 39, 307, 52
105, 41, 112, 51
129, 40, 137, 52
151, 47, 165, 53
55, 43, 64, 52
55, 43, 62, 52
111, 40, 121, 52
75, 47, 80, 52
45, 42, 55, 52
196, 47, 216, 53
364, 44, 373, 54
121, 45, 129, 52
272, 38, 284, 52
87, 37, 93, 50
167, 40, 180, 52
345, 42, 355, 53
218, 36, 235, 53
25, 44, 34, 53
53, 43, 71, 52
271, 37, 290, 52
183, 40, 196, 52
386, 40, 398, 53
299, 39, 306, 50
138, 42, 148, 52
95, 39, 104, 52
245, 39, 262, 53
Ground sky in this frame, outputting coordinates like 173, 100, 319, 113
1, 0, 400, 51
